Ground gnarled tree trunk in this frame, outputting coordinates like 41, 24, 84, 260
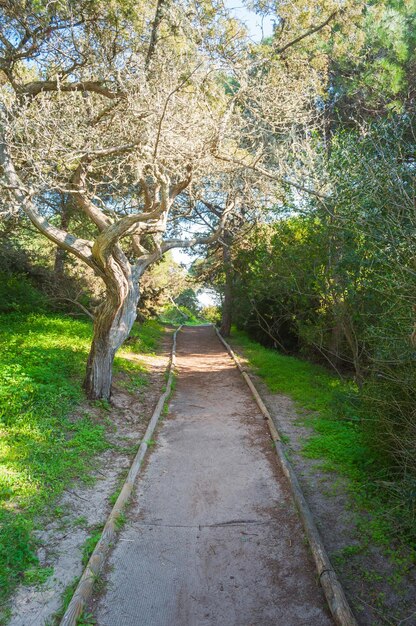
84, 260, 141, 400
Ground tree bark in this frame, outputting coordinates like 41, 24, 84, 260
84, 265, 140, 400
328, 319, 343, 370
220, 237, 233, 337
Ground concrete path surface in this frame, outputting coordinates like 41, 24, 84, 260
91, 326, 333, 626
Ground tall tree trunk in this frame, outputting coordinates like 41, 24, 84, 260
220, 237, 233, 337
54, 247, 67, 277
84, 265, 140, 400
328, 318, 343, 370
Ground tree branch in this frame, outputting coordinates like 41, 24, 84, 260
17, 80, 123, 100
52, 297, 95, 320
161, 201, 234, 252
275, 11, 338, 55
145, 0, 167, 71
72, 163, 113, 231
214, 152, 328, 199
153, 63, 203, 159
0, 133, 99, 272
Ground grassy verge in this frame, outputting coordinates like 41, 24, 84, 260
0, 312, 163, 620
230, 328, 415, 562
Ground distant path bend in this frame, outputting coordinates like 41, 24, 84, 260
93, 325, 333, 626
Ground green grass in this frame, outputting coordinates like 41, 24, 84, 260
48, 576, 81, 625
230, 327, 345, 412
81, 527, 104, 566
230, 328, 368, 478
0, 312, 163, 621
230, 327, 416, 555
23, 565, 54, 586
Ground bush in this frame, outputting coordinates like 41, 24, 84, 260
0, 273, 47, 313
200, 305, 220, 324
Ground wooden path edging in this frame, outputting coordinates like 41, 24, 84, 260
214, 326, 358, 626
60, 325, 182, 626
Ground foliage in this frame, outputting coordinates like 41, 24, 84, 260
0, 233, 102, 318
329, 0, 416, 118
0, 272, 47, 313
138, 253, 189, 318
174, 288, 200, 316
200, 304, 221, 324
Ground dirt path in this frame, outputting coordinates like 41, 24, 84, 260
90, 326, 333, 626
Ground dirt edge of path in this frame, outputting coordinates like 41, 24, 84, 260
217, 329, 357, 626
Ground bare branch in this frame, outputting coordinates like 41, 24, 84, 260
214, 153, 329, 199
52, 297, 95, 320
72, 164, 112, 231
275, 11, 338, 55
153, 63, 203, 159
0, 133, 98, 272
161, 201, 234, 253
17, 80, 123, 100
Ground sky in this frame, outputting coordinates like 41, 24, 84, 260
223, 1, 274, 41
172, 2, 274, 304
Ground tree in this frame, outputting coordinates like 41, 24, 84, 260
0, 0, 333, 399
0, 0, 242, 398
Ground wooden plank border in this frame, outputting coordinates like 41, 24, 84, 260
60, 325, 182, 626
214, 326, 358, 626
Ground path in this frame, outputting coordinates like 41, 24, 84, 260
92, 326, 333, 625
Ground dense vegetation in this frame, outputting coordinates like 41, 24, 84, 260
231, 125, 416, 474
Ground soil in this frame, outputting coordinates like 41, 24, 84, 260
7, 329, 173, 626
88, 325, 333, 626
234, 353, 416, 626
